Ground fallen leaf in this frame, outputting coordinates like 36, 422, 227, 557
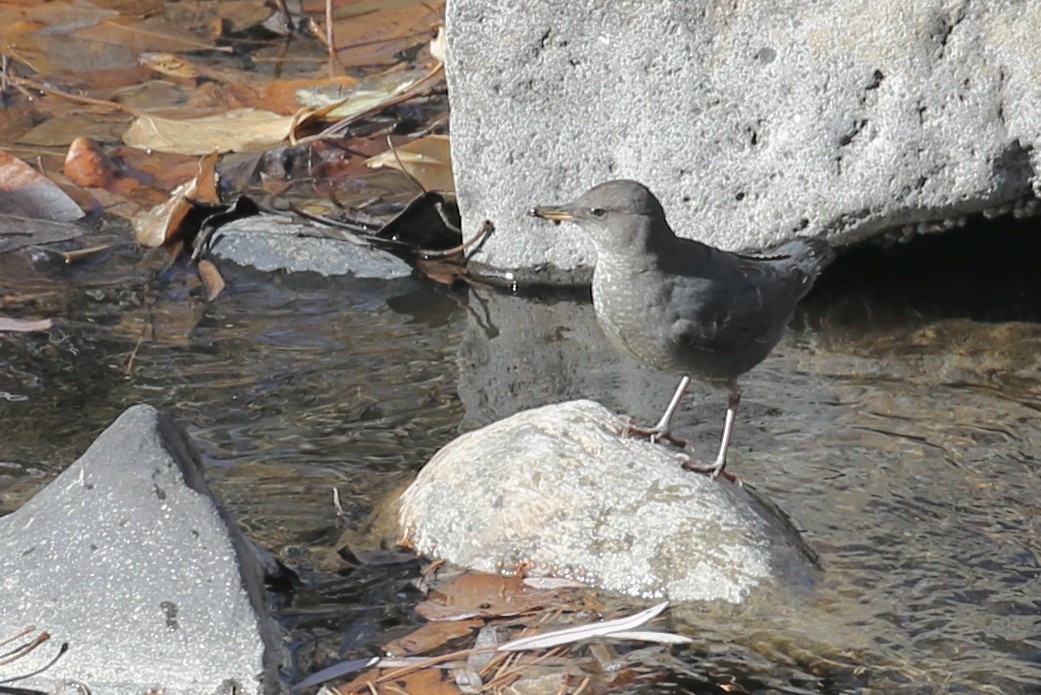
196, 259, 225, 301
334, 663, 462, 695
17, 112, 132, 148
416, 572, 573, 622
123, 108, 299, 155
365, 134, 453, 193
76, 17, 232, 53
382, 618, 483, 657
0, 316, 53, 333
0, 150, 85, 222
63, 136, 116, 188
133, 151, 219, 247
295, 67, 429, 120
138, 51, 203, 83
429, 26, 446, 63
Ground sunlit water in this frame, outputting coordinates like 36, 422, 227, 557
2, 229, 1040, 693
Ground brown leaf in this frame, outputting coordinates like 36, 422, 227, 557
416, 572, 573, 622
333, 665, 463, 695
18, 112, 132, 148
63, 136, 115, 188
196, 259, 225, 301
0, 150, 84, 222
325, 0, 441, 67
382, 618, 483, 657
365, 134, 453, 193
0, 215, 85, 254
0, 316, 53, 333
123, 108, 299, 155
133, 151, 218, 247
76, 17, 232, 53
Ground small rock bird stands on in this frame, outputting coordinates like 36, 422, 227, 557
530, 180, 834, 479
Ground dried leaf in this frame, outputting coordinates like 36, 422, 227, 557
334, 664, 462, 695
0, 215, 84, 253
0, 150, 84, 222
382, 618, 483, 657
18, 112, 131, 148
123, 108, 298, 155
133, 151, 218, 247
138, 51, 202, 82
295, 67, 429, 119
429, 26, 446, 63
328, 0, 440, 67
415, 573, 572, 622
196, 259, 225, 301
76, 18, 231, 53
0, 317, 53, 333
365, 135, 453, 193
63, 136, 115, 188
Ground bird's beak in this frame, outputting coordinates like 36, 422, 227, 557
528, 205, 573, 222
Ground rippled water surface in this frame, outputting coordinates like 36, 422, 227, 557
2, 224, 1040, 693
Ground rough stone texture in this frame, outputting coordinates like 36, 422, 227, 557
0, 405, 284, 695
400, 400, 819, 603
446, 0, 1041, 282
210, 215, 412, 279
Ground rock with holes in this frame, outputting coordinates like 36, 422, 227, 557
447, 0, 1041, 283
0, 405, 284, 695
399, 399, 820, 603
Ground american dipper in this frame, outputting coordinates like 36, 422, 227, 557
530, 180, 834, 479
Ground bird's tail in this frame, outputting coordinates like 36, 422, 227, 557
773, 236, 836, 279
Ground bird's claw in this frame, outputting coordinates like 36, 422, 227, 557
623, 419, 690, 449
680, 457, 741, 485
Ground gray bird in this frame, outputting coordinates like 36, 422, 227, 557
530, 179, 834, 479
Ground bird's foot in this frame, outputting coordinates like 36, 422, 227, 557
622, 420, 691, 449
679, 455, 741, 485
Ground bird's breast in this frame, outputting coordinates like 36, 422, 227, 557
591, 260, 677, 371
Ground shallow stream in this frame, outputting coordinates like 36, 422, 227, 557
2, 217, 1040, 693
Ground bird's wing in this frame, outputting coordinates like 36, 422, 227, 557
666, 260, 797, 353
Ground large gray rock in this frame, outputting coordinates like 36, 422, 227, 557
399, 399, 819, 603
446, 0, 1041, 282
0, 405, 284, 695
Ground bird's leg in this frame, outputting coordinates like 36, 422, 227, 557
623, 376, 692, 448
683, 384, 740, 482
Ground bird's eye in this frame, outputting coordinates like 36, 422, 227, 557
590, 208, 606, 217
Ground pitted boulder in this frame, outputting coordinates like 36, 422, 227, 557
400, 400, 819, 603
446, 0, 1041, 283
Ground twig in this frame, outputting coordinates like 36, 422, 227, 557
298, 62, 444, 144
0, 628, 34, 651
0, 632, 49, 666
0, 643, 69, 686
8, 76, 140, 116
386, 134, 428, 195
325, 0, 339, 77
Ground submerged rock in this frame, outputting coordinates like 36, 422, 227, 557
210, 214, 412, 279
399, 399, 819, 603
446, 1, 1041, 282
0, 405, 284, 695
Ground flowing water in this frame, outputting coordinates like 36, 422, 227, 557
1, 218, 1040, 693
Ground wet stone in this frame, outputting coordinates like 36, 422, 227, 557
0, 405, 284, 695
399, 399, 820, 603
209, 215, 413, 279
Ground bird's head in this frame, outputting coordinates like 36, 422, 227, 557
529, 179, 670, 253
